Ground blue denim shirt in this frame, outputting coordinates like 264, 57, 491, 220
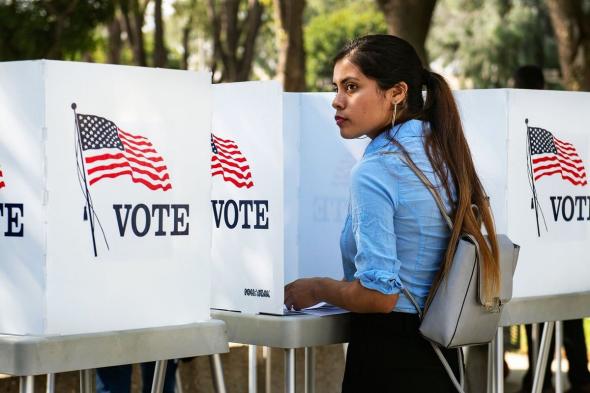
340, 119, 455, 313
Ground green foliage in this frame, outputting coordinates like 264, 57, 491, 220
0, 0, 114, 61
304, 0, 387, 92
428, 0, 559, 88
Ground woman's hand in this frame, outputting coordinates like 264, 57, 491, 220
284, 278, 321, 311
285, 277, 399, 313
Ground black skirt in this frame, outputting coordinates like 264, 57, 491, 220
342, 311, 461, 393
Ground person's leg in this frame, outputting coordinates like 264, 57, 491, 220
342, 312, 458, 393
464, 344, 488, 393
141, 360, 178, 393
563, 319, 590, 388
96, 365, 133, 393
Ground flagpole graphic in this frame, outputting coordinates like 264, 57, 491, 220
72, 103, 98, 257
525, 119, 542, 237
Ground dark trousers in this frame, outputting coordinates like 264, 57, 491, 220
96, 361, 178, 393
342, 312, 460, 393
522, 319, 590, 390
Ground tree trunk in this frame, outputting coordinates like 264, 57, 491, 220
120, 0, 148, 66
546, 0, 590, 91
273, 0, 306, 91
376, 0, 437, 67
181, 21, 192, 70
131, 0, 148, 66
207, 0, 263, 82
107, 15, 123, 64
45, 0, 79, 59
153, 0, 167, 67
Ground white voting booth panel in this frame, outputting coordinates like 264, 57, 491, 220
455, 89, 590, 298
0, 60, 212, 335
211, 84, 366, 314
212, 86, 590, 315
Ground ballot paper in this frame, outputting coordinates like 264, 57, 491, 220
282, 302, 349, 317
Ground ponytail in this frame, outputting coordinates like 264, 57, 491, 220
422, 70, 500, 307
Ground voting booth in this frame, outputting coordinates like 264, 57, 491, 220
211, 85, 590, 314
0, 60, 213, 335
210, 82, 366, 314
455, 89, 590, 298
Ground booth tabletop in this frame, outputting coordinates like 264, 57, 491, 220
211, 290, 590, 351
501, 291, 590, 326
211, 310, 353, 349
0, 319, 228, 376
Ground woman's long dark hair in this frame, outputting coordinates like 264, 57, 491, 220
334, 35, 500, 306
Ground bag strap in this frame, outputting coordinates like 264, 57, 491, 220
402, 286, 466, 393
401, 156, 454, 231
399, 156, 467, 393
402, 155, 483, 229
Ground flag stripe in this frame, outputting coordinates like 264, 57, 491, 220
211, 155, 251, 171
213, 140, 240, 150
216, 150, 247, 163
211, 162, 252, 180
534, 162, 586, 180
535, 170, 588, 186
212, 134, 235, 144
119, 133, 154, 149
211, 171, 254, 188
87, 161, 171, 182
215, 145, 245, 157
121, 144, 165, 163
532, 155, 584, 167
86, 152, 168, 173
554, 137, 574, 149
118, 128, 151, 143
532, 155, 586, 173
89, 170, 172, 191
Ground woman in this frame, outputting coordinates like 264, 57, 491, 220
284, 35, 500, 392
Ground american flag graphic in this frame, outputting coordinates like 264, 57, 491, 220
528, 126, 587, 186
211, 133, 254, 189
0, 166, 5, 189
77, 114, 172, 191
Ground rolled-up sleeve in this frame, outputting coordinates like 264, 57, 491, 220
350, 157, 403, 295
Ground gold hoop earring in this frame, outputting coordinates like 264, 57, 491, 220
391, 102, 398, 129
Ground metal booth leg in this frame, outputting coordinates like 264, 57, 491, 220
304, 347, 315, 393
210, 354, 227, 393
496, 327, 504, 393
46, 373, 55, 393
19, 376, 34, 393
248, 345, 257, 393
555, 321, 564, 393
532, 323, 540, 371
284, 348, 296, 393
175, 365, 184, 393
79, 369, 95, 393
487, 340, 495, 393
264, 347, 272, 393
532, 321, 556, 393
151, 360, 168, 393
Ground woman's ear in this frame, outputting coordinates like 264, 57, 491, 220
390, 82, 408, 106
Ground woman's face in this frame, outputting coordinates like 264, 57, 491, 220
332, 58, 394, 139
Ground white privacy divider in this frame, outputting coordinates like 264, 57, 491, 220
0, 60, 213, 335
456, 89, 590, 298
210, 84, 366, 314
